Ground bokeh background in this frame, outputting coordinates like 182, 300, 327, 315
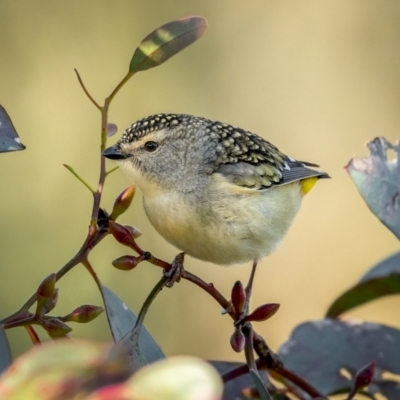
1, 0, 400, 364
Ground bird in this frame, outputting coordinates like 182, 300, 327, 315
103, 113, 329, 268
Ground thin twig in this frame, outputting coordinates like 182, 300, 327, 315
81, 258, 102, 291
74, 68, 101, 110
106, 72, 133, 105
24, 325, 41, 346
105, 166, 119, 176
63, 164, 95, 194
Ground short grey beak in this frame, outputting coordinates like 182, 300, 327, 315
103, 145, 130, 160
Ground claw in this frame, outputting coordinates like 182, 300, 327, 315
163, 253, 185, 287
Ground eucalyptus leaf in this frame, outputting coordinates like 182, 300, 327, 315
279, 319, 400, 398
129, 16, 207, 74
0, 326, 12, 375
0, 105, 25, 153
100, 285, 165, 367
346, 137, 400, 239
326, 251, 400, 317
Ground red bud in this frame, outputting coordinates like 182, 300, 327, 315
109, 221, 136, 247
354, 362, 375, 391
244, 303, 280, 323
42, 318, 72, 338
63, 305, 104, 323
112, 255, 141, 271
110, 185, 136, 220
230, 327, 245, 353
231, 281, 246, 316
36, 273, 56, 298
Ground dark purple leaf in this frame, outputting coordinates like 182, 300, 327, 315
129, 17, 207, 74
0, 326, 12, 374
346, 137, 400, 239
0, 105, 25, 153
278, 319, 400, 397
326, 251, 400, 317
100, 285, 165, 366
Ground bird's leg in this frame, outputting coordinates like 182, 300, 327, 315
163, 252, 185, 288
235, 260, 258, 326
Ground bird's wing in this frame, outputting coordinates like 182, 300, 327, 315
215, 159, 329, 190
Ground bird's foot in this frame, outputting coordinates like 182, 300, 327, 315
163, 252, 185, 288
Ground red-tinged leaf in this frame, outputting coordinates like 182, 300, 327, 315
0, 340, 131, 399
244, 303, 279, 323
346, 137, 400, 239
230, 327, 245, 353
110, 185, 136, 221
129, 16, 207, 74
112, 255, 141, 271
231, 281, 246, 316
87, 384, 129, 400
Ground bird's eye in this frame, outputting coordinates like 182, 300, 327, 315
144, 141, 159, 152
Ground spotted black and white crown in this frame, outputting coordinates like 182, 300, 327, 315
119, 113, 329, 189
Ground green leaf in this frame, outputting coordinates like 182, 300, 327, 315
278, 319, 400, 398
346, 137, 400, 239
326, 251, 400, 317
0, 326, 12, 375
129, 16, 207, 74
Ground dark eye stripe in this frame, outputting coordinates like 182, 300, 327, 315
144, 141, 158, 152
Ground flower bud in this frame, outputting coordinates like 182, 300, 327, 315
36, 274, 57, 316
230, 327, 245, 353
110, 185, 136, 221
42, 318, 72, 338
108, 221, 136, 247
41, 288, 59, 315
63, 305, 104, 323
244, 303, 280, 323
36, 273, 56, 298
112, 255, 141, 271
231, 281, 246, 316
354, 362, 375, 391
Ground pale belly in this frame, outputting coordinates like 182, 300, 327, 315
143, 182, 303, 266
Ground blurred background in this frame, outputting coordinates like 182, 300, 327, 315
1, 0, 399, 362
